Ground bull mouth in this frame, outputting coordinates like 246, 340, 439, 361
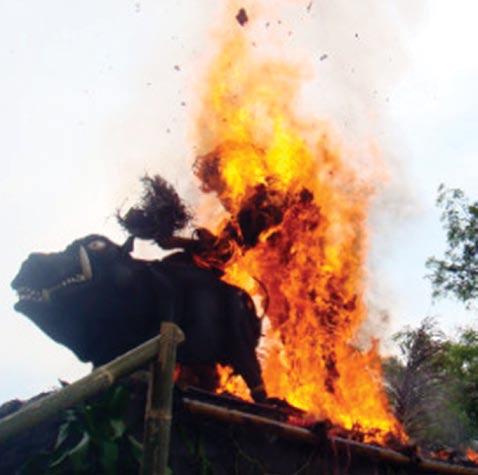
16, 274, 90, 303
14, 245, 93, 304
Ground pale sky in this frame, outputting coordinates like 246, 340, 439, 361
2, 0, 478, 403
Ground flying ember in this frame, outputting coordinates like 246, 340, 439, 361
192, 18, 404, 443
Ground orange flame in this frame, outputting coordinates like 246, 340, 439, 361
193, 19, 404, 444
467, 449, 478, 465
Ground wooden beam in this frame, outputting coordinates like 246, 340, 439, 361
0, 334, 165, 445
142, 322, 185, 475
183, 398, 478, 475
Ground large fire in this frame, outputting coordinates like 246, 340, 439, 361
192, 11, 404, 443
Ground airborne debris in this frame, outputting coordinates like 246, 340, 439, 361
174, 65, 181, 71
319, 54, 328, 61
236, 8, 248, 26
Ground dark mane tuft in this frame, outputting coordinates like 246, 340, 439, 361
117, 175, 192, 243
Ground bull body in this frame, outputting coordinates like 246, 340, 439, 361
11, 234, 266, 401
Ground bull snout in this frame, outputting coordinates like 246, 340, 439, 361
12, 245, 94, 296
11, 252, 53, 290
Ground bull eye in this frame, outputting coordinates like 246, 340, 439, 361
87, 239, 107, 251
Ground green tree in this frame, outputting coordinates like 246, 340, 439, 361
383, 318, 466, 446
440, 327, 478, 440
384, 319, 478, 446
427, 185, 478, 305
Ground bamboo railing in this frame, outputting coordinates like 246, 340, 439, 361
0, 322, 184, 475
142, 322, 184, 475
2, 323, 478, 475
183, 399, 478, 475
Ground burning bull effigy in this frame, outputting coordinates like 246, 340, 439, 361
11, 176, 268, 403
7, 175, 478, 474
5, 5, 478, 475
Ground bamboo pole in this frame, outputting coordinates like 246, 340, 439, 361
0, 334, 165, 445
183, 399, 478, 475
142, 322, 184, 475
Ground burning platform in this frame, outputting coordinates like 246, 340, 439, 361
6, 4, 476, 473
2, 378, 478, 474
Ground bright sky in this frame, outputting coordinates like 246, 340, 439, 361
1, 0, 478, 403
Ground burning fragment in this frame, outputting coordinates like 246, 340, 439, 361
468, 449, 478, 465
236, 8, 248, 26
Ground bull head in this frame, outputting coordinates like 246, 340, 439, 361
10, 235, 145, 364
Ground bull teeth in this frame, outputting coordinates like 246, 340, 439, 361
79, 246, 92, 280
16, 263, 91, 303
16, 287, 45, 302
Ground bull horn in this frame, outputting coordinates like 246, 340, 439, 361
79, 246, 93, 280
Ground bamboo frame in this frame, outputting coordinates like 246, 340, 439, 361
142, 322, 185, 475
183, 399, 478, 475
0, 334, 166, 445
3, 325, 477, 475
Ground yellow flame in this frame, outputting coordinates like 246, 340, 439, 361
194, 26, 405, 443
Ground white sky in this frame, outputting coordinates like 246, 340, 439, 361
1, 0, 478, 402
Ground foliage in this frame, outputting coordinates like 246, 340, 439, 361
19, 386, 142, 475
441, 327, 478, 439
384, 319, 478, 446
427, 185, 478, 305
178, 424, 213, 475
383, 318, 465, 446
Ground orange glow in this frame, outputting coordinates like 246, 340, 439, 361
193, 17, 404, 444
467, 449, 478, 464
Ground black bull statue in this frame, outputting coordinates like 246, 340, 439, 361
11, 234, 267, 402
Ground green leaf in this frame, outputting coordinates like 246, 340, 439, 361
54, 421, 75, 450
110, 418, 126, 439
107, 385, 129, 417
99, 440, 119, 474
50, 432, 91, 472
128, 435, 143, 463
69, 432, 91, 471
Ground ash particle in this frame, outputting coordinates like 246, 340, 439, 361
236, 8, 248, 26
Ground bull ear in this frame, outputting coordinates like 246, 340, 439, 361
121, 236, 135, 256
